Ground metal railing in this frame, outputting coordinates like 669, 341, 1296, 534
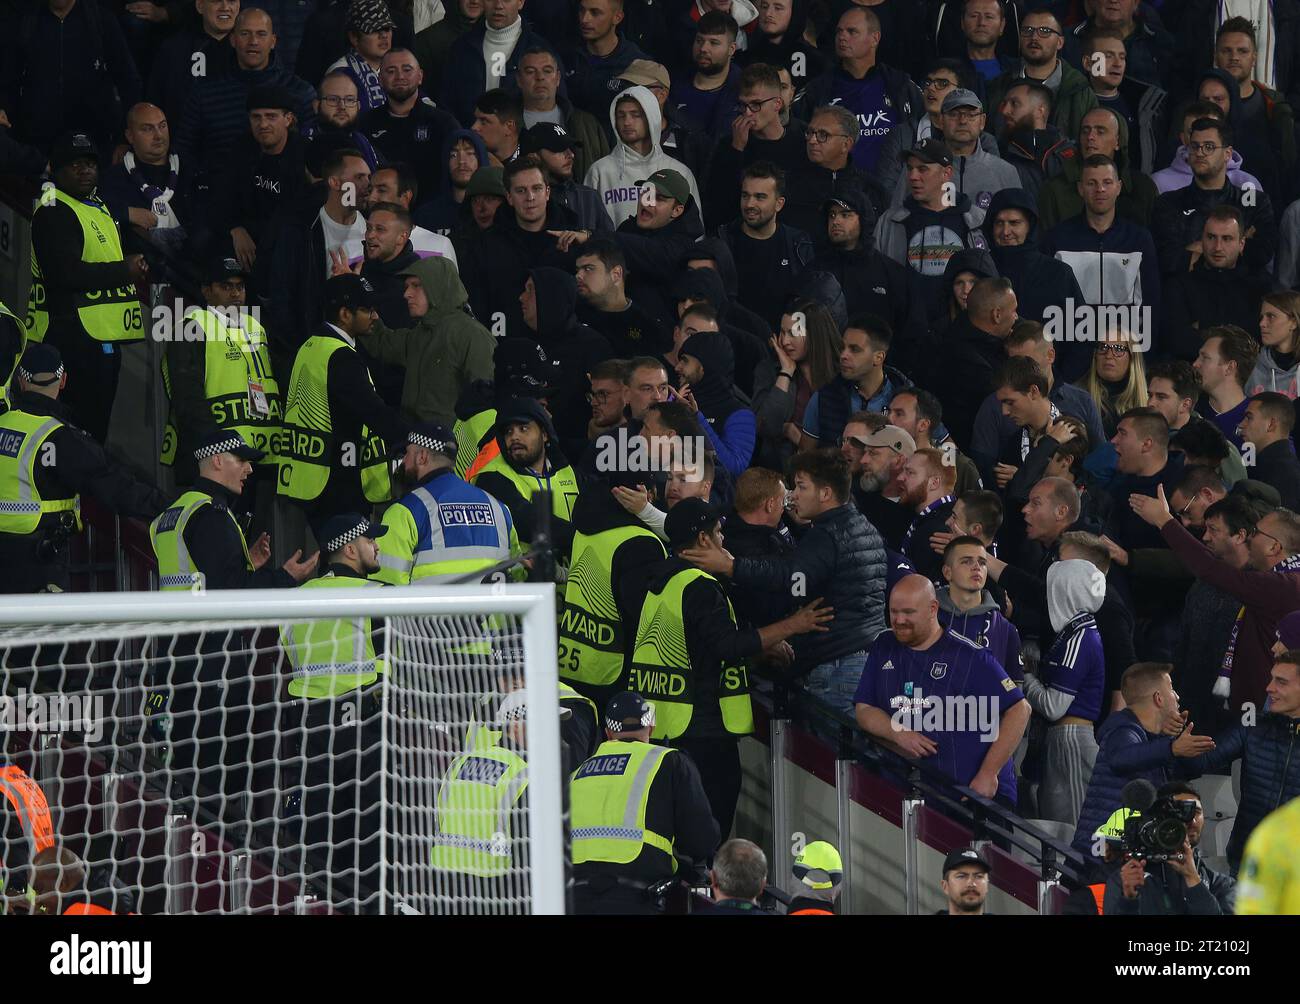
757, 680, 1089, 915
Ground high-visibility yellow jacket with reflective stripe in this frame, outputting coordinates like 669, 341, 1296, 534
280, 572, 387, 699
160, 306, 282, 466
571, 740, 676, 870
629, 566, 753, 741
558, 524, 665, 687
26, 189, 144, 344
0, 408, 81, 535
149, 488, 250, 591
431, 743, 529, 877
278, 334, 390, 505
373, 469, 518, 586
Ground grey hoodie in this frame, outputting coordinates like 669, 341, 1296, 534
1047, 558, 1104, 634
1247, 345, 1300, 400
583, 85, 703, 227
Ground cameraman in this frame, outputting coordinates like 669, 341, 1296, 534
1103, 781, 1237, 915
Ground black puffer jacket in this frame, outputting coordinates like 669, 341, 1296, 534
731, 502, 887, 673
1186, 713, 1300, 872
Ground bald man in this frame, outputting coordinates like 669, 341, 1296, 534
854, 575, 1031, 806
100, 103, 190, 252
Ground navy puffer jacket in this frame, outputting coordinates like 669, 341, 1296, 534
1072, 708, 1177, 856
1185, 713, 1300, 872
731, 502, 886, 673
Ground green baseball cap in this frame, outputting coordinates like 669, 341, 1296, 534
465, 166, 506, 199
637, 168, 689, 205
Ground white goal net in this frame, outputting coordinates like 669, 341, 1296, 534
0, 585, 563, 916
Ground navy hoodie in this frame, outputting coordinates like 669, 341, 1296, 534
414, 128, 491, 235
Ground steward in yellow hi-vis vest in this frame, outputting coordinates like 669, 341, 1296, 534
25, 133, 148, 443
452, 337, 563, 480
0, 343, 165, 594
556, 478, 666, 711
470, 397, 579, 558
278, 275, 407, 532
631, 498, 833, 840
570, 692, 720, 915
161, 255, 282, 484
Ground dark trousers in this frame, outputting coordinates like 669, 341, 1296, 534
44, 325, 121, 443
676, 736, 741, 841
145, 636, 254, 836
278, 687, 383, 912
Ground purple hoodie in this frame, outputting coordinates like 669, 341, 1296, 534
1151, 145, 1262, 194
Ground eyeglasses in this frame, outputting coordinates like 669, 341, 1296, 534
737, 96, 779, 114
320, 95, 360, 107
1096, 343, 1131, 356
1020, 25, 1062, 37
1249, 525, 1282, 547
1188, 142, 1222, 155
924, 77, 956, 90
587, 389, 617, 404
805, 127, 851, 143
943, 108, 982, 122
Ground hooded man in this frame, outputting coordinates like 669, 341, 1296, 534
676, 318, 758, 478
357, 256, 497, 427
811, 189, 913, 352
584, 84, 704, 226
738, 0, 827, 102
671, 265, 766, 398
681, 237, 777, 344
414, 127, 491, 234
453, 337, 562, 479
980, 187, 1086, 355
938, 536, 1024, 684
1193, 65, 1294, 208
1151, 100, 1261, 195
1021, 558, 1106, 825
470, 396, 581, 556
1035, 105, 1159, 230
521, 265, 615, 453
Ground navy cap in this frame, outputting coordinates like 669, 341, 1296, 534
193, 429, 265, 463
903, 137, 953, 167
406, 422, 457, 457
17, 343, 64, 385
318, 512, 388, 554
522, 122, 582, 154
325, 274, 378, 312
942, 847, 991, 876
604, 691, 656, 732
51, 132, 98, 172
205, 253, 248, 282
664, 497, 721, 548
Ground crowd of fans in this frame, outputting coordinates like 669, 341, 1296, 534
2, 0, 1300, 915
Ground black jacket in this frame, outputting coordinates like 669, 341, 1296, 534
360, 98, 461, 205
146, 25, 236, 129
613, 199, 706, 329
720, 511, 798, 629
783, 161, 875, 241
901, 497, 954, 584
1161, 262, 1272, 362
936, 314, 1007, 452
177, 476, 294, 591
254, 184, 331, 367
1150, 180, 1277, 278
703, 128, 809, 232
716, 221, 821, 332
670, 257, 767, 398
463, 201, 581, 337
1252, 439, 1300, 511
812, 242, 916, 368
1000, 125, 1074, 205
213, 132, 311, 242
731, 502, 887, 672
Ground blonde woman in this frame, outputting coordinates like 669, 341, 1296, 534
1076, 329, 1148, 438
1249, 291, 1300, 400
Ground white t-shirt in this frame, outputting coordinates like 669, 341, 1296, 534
319, 208, 367, 278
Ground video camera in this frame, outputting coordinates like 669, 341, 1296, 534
1119, 780, 1199, 863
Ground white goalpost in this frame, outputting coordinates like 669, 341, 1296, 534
0, 584, 563, 916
